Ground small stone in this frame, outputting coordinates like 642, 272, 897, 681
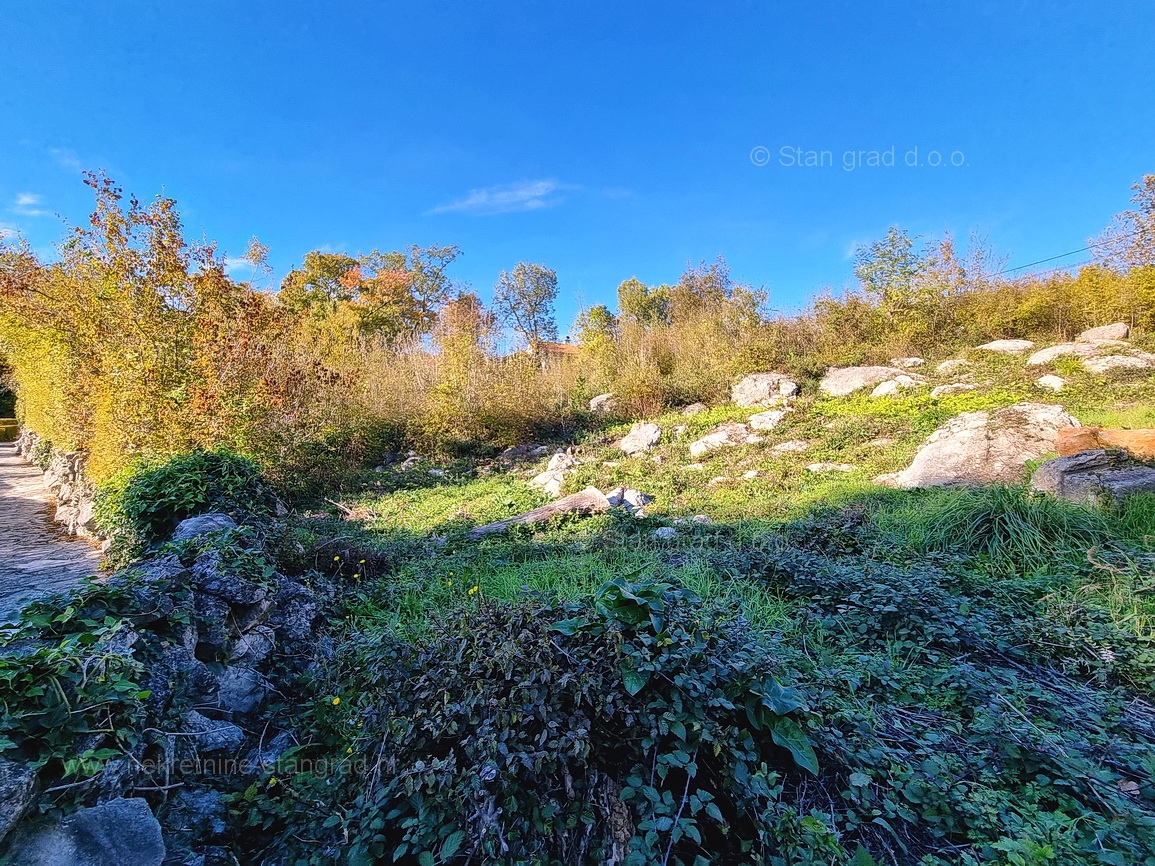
1036, 375, 1065, 392
216, 667, 271, 715
690, 514, 713, 524
806, 462, 855, 473
426, 468, 445, 477
622, 489, 654, 509
748, 409, 791, 430
772, 440, 809, 453
184, 711, 246, 753
681, 402, 708, 415
228, 626, 276, 667
931, 383, 976, 397
652, 527, 678, 540
890, 357, 926, 368
707, 476, 730, 486
870, 380, 900, 397
742, 470, 759, 480
619, 423, 662, 455
683, 463, 705, 470
604, 487, 626, 507
589, 393, 616, 413
936, 359, 969, 374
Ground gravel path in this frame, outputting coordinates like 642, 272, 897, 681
0, 442, 101, 620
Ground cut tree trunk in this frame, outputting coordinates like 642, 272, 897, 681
469, 487, 611, 538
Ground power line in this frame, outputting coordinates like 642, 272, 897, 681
990, 226, 1145, 277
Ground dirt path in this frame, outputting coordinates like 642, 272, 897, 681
0, 442, 101, 620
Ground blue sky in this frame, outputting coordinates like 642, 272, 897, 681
2, 1, 1153, 330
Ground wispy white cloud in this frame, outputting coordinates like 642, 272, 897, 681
50, 148, 83, 172
428, 180, 574, 215
13, 193, 49, 217
224, 257, 254, 275
0, 222, 18, 240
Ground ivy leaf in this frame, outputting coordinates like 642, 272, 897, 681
768, 716, 818, 775
621, 667, 649, 696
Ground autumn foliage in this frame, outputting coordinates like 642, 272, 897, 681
1, 173, 1153, 492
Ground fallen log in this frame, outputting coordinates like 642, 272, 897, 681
469, 487, 611, 538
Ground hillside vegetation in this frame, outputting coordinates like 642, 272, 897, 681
1, 175, 1155, 864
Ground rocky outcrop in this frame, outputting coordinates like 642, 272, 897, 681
688, 423, 763, 458
975, 339, 1035, 354
819, 366, 907, 397
14, 430, 98, 539
1083, 352, 1155, 374
1078, 322, 1129, 342
1031, 450, 1155, 505
1026, 340, 1129, 367
880, 403, 1079, 489
2, 798, 165, 866
619, 423, 662, 456
731, 373, 799, 408
0, 509, 324, 863
0, 759, 36, 845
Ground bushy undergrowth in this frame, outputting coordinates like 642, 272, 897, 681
93, 449, 273, 565
245, 579, 831, 866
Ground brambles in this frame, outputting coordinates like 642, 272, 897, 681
267, 580, 821, 865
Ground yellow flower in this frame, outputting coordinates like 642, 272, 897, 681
468, 585, 479, 596
331, 697, 341, 705
346, 747, 353, 754
269, 777, 278, 786
333, 556, 341, 561
352, 573, 360, 579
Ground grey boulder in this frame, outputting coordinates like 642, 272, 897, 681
171, 513, 237, 543
2, 798, 164, 866
819, 366, 907, 397
731, 373, 799, 407
882, 403, 1079, 489
619, 423, 662, 455
1031, 450, 1155, 505
1077, 322, 1129, 342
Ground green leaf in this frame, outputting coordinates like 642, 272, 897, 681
440, 829, 465, 861
621, 667, 649, 696
418, 851, 435, 866
551, 617, 589, 636
768, 716, 818, 775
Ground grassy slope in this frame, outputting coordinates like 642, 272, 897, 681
305, 340, 1155, 863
